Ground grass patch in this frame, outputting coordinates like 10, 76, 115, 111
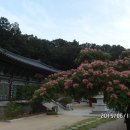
0, 114, 25, 121
46, 111, 58, 115
58, 117, 97, 130
77, 118, 115, 130
0, 112, 45, 121
58, 117, 116, 130
0, 115, 22, 121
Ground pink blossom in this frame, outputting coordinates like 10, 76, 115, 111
73, 83, 79, 88
82, 79, 88, 84
120, 71, 130, 78
93, 71, 101, 76
40, 87, 46, 91
40, 93, 44, 96
88, 69, 94, 73
124, 60, 129, 65
83, 72, 89, 76
108, 82, 112, 86
64, 79, 73, 89
87, 82, 93, 89
119, 84, 128, 91
78, 63, 89, 69
113, 80, 120, 85
47, 80, 58, 86
91, 60, 107, 68
111, 94, 118, 100
106, 87, 113, 92
127, 92, 130, 97
102, 72, 109, 77
57, 77, 64, 81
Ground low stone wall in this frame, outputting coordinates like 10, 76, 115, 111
0, 101, 32, 116
0, 101, 9, 115
16, 101, 32, 114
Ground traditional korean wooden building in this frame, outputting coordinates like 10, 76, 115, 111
0, 48, 60, 101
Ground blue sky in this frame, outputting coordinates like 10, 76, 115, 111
0, 0, 130, 48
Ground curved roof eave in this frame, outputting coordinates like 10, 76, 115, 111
0, 48, 61, 74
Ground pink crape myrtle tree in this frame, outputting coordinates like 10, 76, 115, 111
32, 49, 130, 112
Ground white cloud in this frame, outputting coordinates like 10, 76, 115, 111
1, 0, 130, 48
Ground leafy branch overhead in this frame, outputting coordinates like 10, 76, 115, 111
32, 49, 130, 112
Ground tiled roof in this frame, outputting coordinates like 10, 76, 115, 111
0, 48, 60, 74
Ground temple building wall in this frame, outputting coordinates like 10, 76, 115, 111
0, 47, 60, 115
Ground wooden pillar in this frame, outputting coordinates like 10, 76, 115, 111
8, 78, 13, 101
8, 65, 14, 101
8, 74, 13, 101
88, 97, 92, 107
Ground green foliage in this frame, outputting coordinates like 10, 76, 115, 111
14, 85, 39, 100
59, 118, 115, 130
80, 44, 125, 60
46, 111, 58, 115
4, 102, 22, 118
0, 17, 80, 70
120, 50, 130, 58
0, 17, 125, 71
104, 84, 130, 112
75, 49, 111, 64
33, 56, 130, 112
30, 96, 44, 113
59, 97, 72, 106
72, 72, 84, 83
109, 45, 125, 60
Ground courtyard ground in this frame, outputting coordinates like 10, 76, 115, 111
0, 114, 126, 130
0, 103, 127, 130
0, 114, 87, 130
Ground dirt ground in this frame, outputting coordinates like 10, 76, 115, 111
0, 114, 87, 130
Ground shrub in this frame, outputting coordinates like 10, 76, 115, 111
13, 85, 39, 100
46, 111, 58, 115
4, 102, 22, 118
59, 97, 72, 106
32, 56, 130, 112
30, 96, 45, 113
75, 48, 111, 64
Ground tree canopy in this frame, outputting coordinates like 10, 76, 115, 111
32, 49, 130, 112
0, 17, 126, 70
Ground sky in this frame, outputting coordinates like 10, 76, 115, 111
0, 0, 130, 48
